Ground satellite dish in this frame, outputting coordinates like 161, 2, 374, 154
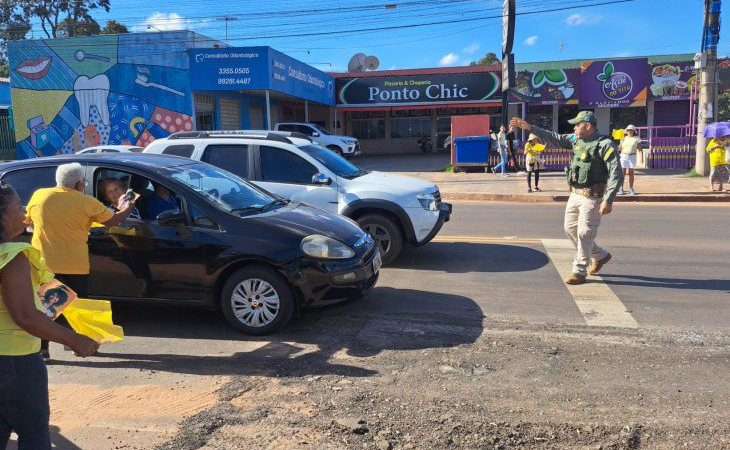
348, 53, 368, 72
364, 56, 380, 71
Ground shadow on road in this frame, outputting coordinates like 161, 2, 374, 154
50, 287, 483, 378
6, 426, 81, 450
391, 242, 550, 273
601, 274, 730, 293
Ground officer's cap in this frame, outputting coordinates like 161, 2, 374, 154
567, 111, 597, 125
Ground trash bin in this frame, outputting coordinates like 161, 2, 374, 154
454, 136, 491, 171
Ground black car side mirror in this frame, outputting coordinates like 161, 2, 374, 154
156, 209, 186, 226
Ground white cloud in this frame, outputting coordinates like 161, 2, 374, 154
462, 43, 480, 54
132, 12, 203, 32
523, 35, 538, 46
564, 13, 601, 26
439, 52, 459, 66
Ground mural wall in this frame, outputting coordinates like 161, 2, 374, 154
9, 32, 195, 159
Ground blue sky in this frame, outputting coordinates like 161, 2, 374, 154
29, 0, 730, 71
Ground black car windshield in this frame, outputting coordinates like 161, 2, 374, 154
297, 144, 368, 179
163, 163, 277, 214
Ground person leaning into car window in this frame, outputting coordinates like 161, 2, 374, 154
99, 178, 141, 220
143, 183, 180, 220
25, 163, 135, 361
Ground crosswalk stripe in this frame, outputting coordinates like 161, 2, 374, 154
541, 238, 638, 329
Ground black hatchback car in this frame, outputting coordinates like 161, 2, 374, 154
0, 154, 381, 335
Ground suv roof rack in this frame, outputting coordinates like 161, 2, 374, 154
167, 130, 295, 144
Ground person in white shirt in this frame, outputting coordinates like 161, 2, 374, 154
618, 124, 643, 194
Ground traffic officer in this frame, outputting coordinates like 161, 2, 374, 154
510, 111, 622, 285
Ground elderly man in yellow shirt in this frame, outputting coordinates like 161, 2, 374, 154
25, 162, 135, 360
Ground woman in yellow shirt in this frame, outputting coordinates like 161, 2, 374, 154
0, 181, 98, 449
524, 133, 546, 192
706, 138, 730, 192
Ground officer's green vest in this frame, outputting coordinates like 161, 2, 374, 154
565, 137, 610, 188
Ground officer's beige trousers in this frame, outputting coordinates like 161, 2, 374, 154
564, 192, 609, 275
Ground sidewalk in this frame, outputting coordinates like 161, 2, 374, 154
354, 154, 729, 202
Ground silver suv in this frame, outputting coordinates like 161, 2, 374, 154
275, 122, 360, 158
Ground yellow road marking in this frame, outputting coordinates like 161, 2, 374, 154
541, 238, 638, 329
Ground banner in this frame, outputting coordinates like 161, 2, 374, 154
580, 58, 648, 108
336, 72, 500, 106
510, 68, 580, 105
647, 61, 696, 101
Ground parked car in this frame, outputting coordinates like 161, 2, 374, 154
0, 153, 380, 335
143, 130, 452, 265
275, 122, 361, 158
75, 145, 143, 154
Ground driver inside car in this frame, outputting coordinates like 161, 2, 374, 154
143, 183, 180, 220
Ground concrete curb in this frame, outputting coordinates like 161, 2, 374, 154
442, 193, 730, 203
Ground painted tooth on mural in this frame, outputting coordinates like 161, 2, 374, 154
74, 74, 111, 127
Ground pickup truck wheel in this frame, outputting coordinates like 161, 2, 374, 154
357, 214, 403, 265
220, 266, 295, 335
326, 145, 344, 157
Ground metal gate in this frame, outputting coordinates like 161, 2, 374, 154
0, 115, 16, 161
219, 98, 241, 130
249, 103, 264, 130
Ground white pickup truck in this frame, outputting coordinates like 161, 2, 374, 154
275, 122, 361, 158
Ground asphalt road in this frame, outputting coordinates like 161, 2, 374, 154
11, 201, 730, 450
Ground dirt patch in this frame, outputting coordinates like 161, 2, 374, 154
155, 319, 730, 450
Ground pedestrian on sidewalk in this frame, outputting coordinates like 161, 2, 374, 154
524, 134, 546, 193
25, 163, 135, 361
491, 125, 509, 177
506, 125, 519, 173
511, 111, 622, 285
618, 125, 643, 194
0, 181, 99, 450
706, 138, 730, 192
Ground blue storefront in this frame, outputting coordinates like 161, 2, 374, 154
188, 46, 335, 132
8, 31, 334, 158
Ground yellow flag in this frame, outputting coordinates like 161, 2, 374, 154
62, 298, 124, 344
612, 129, 625, 141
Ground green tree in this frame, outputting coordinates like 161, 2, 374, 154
1, 0, 30, 77
101, 19, 127, 34
22, 0, 110, 38
469, 52, 500, 66
57, 16, 101, 36
718, 92, 730, 122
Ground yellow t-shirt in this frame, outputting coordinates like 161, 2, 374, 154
525, 142, 546, 158
621, 136, 641, 155
0, 242, 54, 355
706, 139, 729, 168
25, 187, 113, 274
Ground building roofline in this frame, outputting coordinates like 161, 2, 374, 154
329, 64, 500, 78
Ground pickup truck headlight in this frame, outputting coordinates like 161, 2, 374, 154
343, 139, 358, 145
417, 193, 439, 211
301, 234, 355, 259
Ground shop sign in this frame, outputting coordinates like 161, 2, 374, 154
336, 72, 500, 106
189, 47, 335, 105
509, 68, 580, 105
580, 58, 648, 108
648, 61, 696, 101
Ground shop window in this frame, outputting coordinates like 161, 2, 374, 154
391, 117, 431, 139
610, 107, 647, 132
527, 104, 553, 131
558, 105, 581, 134
352, 119, 385, 139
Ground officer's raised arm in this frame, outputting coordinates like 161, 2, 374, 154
509, 117, 574, 150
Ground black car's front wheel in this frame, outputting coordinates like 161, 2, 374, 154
221, 266, 295, 335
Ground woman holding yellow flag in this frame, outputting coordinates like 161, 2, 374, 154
524, 133, 546, 193
1, 181, 98, 450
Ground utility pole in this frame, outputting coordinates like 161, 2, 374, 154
695, 0, 721, 175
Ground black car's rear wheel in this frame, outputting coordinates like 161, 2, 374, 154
221, 266, 295, 335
